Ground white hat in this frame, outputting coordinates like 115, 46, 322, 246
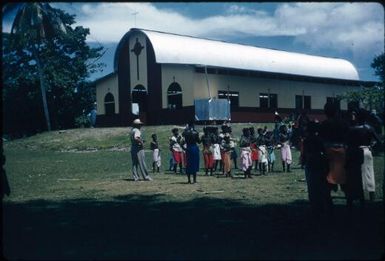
133, 119, 143, 125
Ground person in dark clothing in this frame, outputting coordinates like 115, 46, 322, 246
265, 131, 276, 172
201, 127, 214, 176
351, 109, 382, 201
257, 128, 268, 175
297, 110, 310, 168
1, 146, 11, 200
221, 135, 233, 178
182, 122, 201, 184
319, 101, 349, 194
344, 127, 365, 211
303, 121, 331, 217
150, 134, 161, 173
279, 125, 292, 172
249, 127, 259, 172
170, 128, 184, 174
230, 140, 238, 169
240, 128, 253, 179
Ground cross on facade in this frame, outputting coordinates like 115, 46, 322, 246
131, 38, 144, 80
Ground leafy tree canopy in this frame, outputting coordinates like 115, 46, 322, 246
338, 53, 384, 114
3, 4, 105, 137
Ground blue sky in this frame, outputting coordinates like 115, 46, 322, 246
2, 2, 384, 82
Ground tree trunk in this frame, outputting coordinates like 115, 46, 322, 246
33, 47, 51, 131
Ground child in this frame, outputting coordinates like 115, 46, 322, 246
150, 134, 161, 173
256, 128, 267, 174
170, 128, 184, 174
240, 128, 253, 179
279, 124, 292, 172
212, 129, 222, 172
230, 139, 238, 169
258, 145, 268, 175
201, 127, 214, 176
249, 127, 259, 173
265, 131, 276, 172
221, 135, 233, 177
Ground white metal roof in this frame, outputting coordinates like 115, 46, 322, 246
116, 28, 359, 81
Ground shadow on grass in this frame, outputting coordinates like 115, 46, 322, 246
3, 195, 384, 260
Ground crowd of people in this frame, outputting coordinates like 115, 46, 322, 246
166, 119, 296, 181
129, 101, 383, 215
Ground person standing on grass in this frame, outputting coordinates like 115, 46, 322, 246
201, 127, 214, 176
170, 128, 184, 174
182, 122, 201, 184
1, 146, 11, 200
350, 109, 382, 202
221, 134, 233, 178
150, 134, 161, 173
279, 124, 292, 173
212, 128, 222, 173
130, 119, 152, 181
87, 103, 97, 128
344, 125, 365, 211
303, 121, 330, 217
249, 127, 259, 173
265, 131, 276, 172
230, 138, 238, 169
319, 101, 349, 195
257, 128, 268, 175
240, 128, 253, 179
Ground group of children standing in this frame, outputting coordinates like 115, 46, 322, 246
147, 121, 297, 180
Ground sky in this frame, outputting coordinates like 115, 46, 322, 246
2, 2, 384, 82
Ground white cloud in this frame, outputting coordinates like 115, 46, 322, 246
64, 2, 383, 59
3, 2, 383, 60
275, 3, 384, 57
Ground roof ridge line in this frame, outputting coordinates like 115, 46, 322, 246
132, 28, 346, 61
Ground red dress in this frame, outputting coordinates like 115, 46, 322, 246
251, 143, 259, 161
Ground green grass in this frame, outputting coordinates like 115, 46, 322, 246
4, 124, 383, 202
2, 126, 384, 260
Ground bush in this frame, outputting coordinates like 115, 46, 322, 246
74, 114, 90, 128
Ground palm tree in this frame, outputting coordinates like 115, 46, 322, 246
5, 3, 67, 131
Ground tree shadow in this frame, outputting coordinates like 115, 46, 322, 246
3, 195, 384, 260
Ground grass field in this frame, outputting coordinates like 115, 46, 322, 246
3, 125, 384, 260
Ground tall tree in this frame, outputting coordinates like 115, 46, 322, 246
3, 3, 105, 136
8, 3, 70, 131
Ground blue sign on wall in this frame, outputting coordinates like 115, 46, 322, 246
194, 99, 231, 121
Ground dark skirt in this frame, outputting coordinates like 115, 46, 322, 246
186, 144, 200, 174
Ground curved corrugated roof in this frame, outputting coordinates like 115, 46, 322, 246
115, 28, 359, 81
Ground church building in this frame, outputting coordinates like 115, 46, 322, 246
95, 28, 371, 126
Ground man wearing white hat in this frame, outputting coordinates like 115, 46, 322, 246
130, 119, 152, 181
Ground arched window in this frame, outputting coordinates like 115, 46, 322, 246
132, 85, 147, 115
167, 82, 182, 109
104, 93, 115, 115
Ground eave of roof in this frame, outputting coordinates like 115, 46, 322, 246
93, 72, 116, 85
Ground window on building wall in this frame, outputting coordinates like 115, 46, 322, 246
270, 94, 278, 108
104, 93, 115, 115
295, 95, 311, 110
304, 96, 311, 110
167, 82, 182, 109
260, 93, 278, 109
327, 97, 341, 110
259, 93, 269, 108
295, 95, 303, 110
218, 91, 239, 109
